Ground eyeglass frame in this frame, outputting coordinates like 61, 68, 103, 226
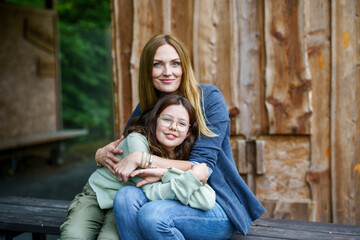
157, 115, 191, 132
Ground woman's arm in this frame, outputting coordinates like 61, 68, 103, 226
94, 104, 142, 174
114, 152, 193, 182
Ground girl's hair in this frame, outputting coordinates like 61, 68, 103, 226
125, 94, 199, 160
138, 33, 216, 137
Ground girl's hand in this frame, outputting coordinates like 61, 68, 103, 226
191, 163, 209, 185
130, 168, 168, 187
114, 151, 142, 182
95, 136, 124, 174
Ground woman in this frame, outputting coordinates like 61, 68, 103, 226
97, 34, 265, 239
60, 95, 215, 239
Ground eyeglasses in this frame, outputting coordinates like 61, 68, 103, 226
158, 115, 190, 132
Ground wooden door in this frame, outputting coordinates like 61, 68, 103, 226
111, 0, 360, 225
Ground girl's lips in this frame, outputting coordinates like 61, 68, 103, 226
165, 133, 177, 140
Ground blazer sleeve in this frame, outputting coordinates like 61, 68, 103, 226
188, 85, 230, 170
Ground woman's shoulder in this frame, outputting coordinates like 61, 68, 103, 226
199, 84, 226, 104
199, 83, 221, 93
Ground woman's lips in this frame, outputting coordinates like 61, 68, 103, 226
160, 79, 174, 84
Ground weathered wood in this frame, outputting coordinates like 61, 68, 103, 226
255, 140, 265, 175
235, 0, 267, 138
331, 0, 360, 225
256, 136, 312, 220
111, 0, 133, 137
110, 0, 360, 224
171, 0, 194, 62
1, 196, 360, 240
130, 0, 166, 110
0, 130, 87, 151
232, 218, 360, 240
304, 0, 332, 223
264, 0, 312, 134
0, 197, 69, 236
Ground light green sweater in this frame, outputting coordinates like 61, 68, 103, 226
88, 132, 215, 211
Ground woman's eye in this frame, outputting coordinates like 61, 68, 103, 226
153, 62, 161, 67
172, 61, 180, 66
178, 121, 187, 127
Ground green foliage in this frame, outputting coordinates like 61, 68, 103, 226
57, 0, 114, 141
5, 0, 114, 141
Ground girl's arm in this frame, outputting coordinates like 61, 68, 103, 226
131, 164, 215, 211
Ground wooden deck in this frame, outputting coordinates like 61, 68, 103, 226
0, 196, 359, 240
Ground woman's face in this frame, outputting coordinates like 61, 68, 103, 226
156, 104, 190, 153
152, 44, 183, 93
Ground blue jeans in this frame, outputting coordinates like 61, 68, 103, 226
113, 186, 237, 240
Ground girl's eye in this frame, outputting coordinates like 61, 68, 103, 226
153, 62, 161, 67
172, 61, 180, 66
163, 117, 172, 122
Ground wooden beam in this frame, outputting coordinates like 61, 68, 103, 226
331, 0, 360, 225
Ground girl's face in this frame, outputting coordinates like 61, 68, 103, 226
156, 104, 190, 153
152, 44, 183, 93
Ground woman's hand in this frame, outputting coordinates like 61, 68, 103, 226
95, 136, 124, 174
114, 151, 142, 182
191, 163, 209, 185
130, 168, 168, 187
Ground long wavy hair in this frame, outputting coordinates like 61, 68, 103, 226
138, 33, 216, 137
125, 94, 198, 160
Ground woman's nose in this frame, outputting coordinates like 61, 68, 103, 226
162, 65, 171, 76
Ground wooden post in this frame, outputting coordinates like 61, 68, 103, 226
331, 0, 360, 225
304, 0, 331, 223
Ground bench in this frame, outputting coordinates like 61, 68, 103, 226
0, 130, 87, 175
0, 196, 359, 240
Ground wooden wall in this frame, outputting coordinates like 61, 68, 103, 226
0, 3, 60, 140
111, 0, 360, 225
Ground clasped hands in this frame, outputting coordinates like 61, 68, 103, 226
95, 139, 210, 187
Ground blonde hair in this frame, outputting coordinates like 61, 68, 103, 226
138, 34, 216, 137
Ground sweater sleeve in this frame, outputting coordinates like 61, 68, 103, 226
141, 167, 216, 211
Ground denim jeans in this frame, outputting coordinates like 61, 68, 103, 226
113, 186, 237, 240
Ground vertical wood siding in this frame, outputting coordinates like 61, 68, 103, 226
111, 0, 360, 224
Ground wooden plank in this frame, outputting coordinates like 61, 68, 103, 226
235, 0, 267, 138
0, 130, 87, 151
111, 0, 133, 137
256, 136, 312, 220
171, 0, 193, 59
331, 0, 360, 225
304, 0, 331, 223
130, 0, 166, 110
232, 218, 360, 240
0, 197, 69, 235
264, 0, 312, 134
193, 0, 237, 109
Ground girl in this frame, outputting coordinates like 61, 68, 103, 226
60, 94, 215, 240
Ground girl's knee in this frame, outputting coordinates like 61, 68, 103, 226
137, 201, 173, 229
